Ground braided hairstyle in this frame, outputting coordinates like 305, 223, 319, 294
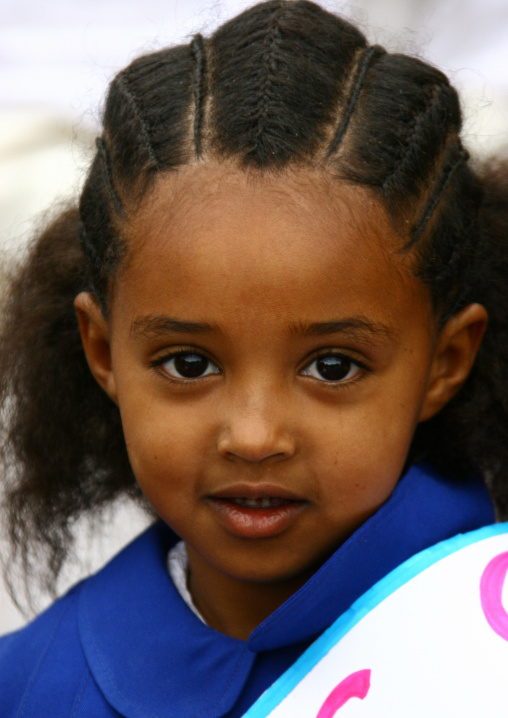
2, 0, 508, 603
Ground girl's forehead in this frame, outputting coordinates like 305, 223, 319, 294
127, 162, 401, 261
113, 163, 427, 330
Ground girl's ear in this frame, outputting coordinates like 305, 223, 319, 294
419, 303, 488, 422
74, 292, 118, 405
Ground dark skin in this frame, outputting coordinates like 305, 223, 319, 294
75, 164, 487, 640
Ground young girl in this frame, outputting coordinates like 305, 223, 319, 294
1, 0, 507, 715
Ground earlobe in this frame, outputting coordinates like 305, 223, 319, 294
74, 292, 118, 404
419, 303, 488, 422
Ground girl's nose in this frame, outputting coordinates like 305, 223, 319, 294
216, 400, 296, 464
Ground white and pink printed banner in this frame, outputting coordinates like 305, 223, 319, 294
244, 524, 508, 717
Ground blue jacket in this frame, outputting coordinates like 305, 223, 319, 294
0, 463, 494, 718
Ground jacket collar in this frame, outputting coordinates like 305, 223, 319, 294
78, 463, 494, 718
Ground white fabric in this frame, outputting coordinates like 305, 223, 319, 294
167, 541, 207, 624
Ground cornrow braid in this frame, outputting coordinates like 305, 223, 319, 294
95, 137, 123, 217
190, 34, 207, 158
408, 144, 469, 250
326, 45, 385, 158
381, 83, 444, 197
254, 7, 286, 150
78, 222, 100, 275
115, 73, 159, 170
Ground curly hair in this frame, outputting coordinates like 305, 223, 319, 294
2, 0, 508, 604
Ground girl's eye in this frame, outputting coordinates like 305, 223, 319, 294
301, 354, 361, 382
158, 352, 220, 380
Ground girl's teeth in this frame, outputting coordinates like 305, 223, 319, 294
232, 497, 286, 508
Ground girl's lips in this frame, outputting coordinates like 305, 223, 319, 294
208, 483, 304, 502
205, 495, 308, 539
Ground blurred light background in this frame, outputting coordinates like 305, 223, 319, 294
1, 0, 507, 633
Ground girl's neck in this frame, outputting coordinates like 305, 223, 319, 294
186, 543, 316, 641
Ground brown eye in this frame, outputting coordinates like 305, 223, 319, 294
302, 354, 360, 382
161, 353, 220, 380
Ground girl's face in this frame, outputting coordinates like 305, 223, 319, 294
77, 164, 485, 624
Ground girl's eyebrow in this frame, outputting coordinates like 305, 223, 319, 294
289, 318, 397, 342
130, 315, 219, 338
131, 314, 396, 342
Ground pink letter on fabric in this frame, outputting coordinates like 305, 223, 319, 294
480, 552, 508, 642
316, 669, 371, 718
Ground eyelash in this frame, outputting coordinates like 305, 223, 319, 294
151, 350, 220, 384
150, 347, 370, 387
301, 351, 368, 386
